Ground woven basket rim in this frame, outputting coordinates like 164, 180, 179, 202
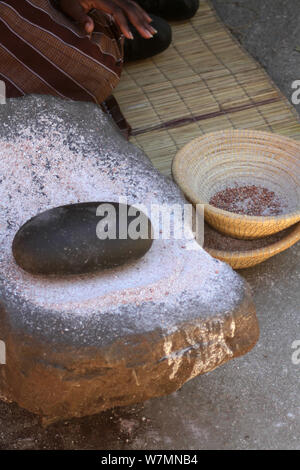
172, 129, 300, 223
205, 221, 300, 259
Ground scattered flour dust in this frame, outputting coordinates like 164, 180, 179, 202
0, 124, 241, 319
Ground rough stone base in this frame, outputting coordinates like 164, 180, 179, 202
0, 286, 257, 422
0, 96, 259, 421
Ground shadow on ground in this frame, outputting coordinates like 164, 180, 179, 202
0, 401, 151, 450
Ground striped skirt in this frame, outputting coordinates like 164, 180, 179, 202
0, 0, 130, 136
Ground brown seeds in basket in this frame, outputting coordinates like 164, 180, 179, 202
209, 185, 287, 216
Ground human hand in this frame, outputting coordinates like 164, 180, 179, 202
59, 0, 157, 39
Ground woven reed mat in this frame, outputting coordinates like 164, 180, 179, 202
114, 0, 300, 176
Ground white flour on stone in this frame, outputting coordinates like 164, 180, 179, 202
0, 114, 241, 321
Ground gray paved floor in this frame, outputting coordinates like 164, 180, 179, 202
0, 0, 299, 450
212, 0, 300, 115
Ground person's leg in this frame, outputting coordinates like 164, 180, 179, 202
0, 1, 171, 136
0, 0, 134, 135
135, 0, 200, 21
0, 0, 123, 103
124, 14, 172, 62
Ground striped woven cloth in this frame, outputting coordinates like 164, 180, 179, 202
0, 0, 131, 137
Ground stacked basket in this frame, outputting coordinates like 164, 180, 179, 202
172, 130, 300, 269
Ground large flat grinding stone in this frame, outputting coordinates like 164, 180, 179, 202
0, 96, 259, 422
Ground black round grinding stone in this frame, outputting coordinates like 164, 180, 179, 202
12, 202, 153, 275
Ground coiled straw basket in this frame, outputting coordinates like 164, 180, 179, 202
204, 222, 300, 269
172, 130, 300, 239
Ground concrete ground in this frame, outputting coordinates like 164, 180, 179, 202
0, 0, 299, 450
212, 0, 300, 114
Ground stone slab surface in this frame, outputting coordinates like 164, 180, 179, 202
0, 240, 298, 450
0, 95, 258, 421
